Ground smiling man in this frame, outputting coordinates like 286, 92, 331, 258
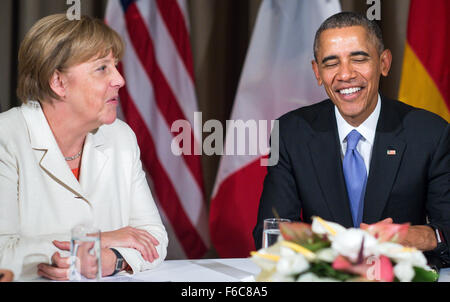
312, 24, 391, 127
253, 12, 449, 269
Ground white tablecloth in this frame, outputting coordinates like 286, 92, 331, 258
438, 268, 450, 282
101, 258, 450, 282
29, 258, 449, 282
101, 258, 261, 282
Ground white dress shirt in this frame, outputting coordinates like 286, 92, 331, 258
335, 94, 381, 175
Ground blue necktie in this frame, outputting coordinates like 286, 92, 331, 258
343, 130, 367, 228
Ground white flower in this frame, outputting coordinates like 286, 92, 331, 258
316, 248, 338, 263
279, 246, 296, 257
312, 217, 346, 240
376, 242, 428, 269
251, 243, 281, 271
332, 228, 378, 262
394, 262, 415, 282
276, 254, 310, 275
251, 254, 277, 272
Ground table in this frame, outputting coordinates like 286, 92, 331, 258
102, 258, 450, 282
101, 258, 260, 282
438, 268, 450, 282
29, 258, 449, 282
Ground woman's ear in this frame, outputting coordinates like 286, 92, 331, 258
49, 70, 66, 99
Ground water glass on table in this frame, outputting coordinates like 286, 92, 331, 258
69, 224, 102, 281
262, 218, 291, 249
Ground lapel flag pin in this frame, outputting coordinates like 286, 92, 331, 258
387, 149, 396, 156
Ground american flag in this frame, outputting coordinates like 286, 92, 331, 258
387, 150, 397, 156
105, 0, 209, 259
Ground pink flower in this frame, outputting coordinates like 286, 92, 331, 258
332, 255, 394, 282
360, 221, 410, 243
279, 222, 314, 242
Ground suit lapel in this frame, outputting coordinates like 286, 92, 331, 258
308, 101, 354, 227
21, 101, 86, 199
363, 97, 405, 224
38, 148, 85, 198
79, 128, 107, 198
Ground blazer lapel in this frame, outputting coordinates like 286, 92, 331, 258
308, 101, 354, 227
79, 128, 108, 198
363, 97, 406, 224
21, 101, 86, 199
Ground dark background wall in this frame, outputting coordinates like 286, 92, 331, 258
0, 0, 411, 199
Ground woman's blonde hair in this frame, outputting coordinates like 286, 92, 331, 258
17, 14, 124, 103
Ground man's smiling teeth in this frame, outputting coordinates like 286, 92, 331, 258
339, 87, 362, 95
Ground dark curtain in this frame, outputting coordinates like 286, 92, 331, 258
0, 0, 410, 199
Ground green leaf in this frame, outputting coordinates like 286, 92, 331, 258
411, 267, 439, 282
302, 240, 331, 252
307, 261, 356, 282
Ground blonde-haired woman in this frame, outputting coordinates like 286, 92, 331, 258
0, 14, 168, 281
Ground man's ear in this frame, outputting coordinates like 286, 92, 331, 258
49, 70, 66, 99
380, 49, 392, 77
311, 60, 323, 86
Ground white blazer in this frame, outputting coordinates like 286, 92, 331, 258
0, 101, 168, 280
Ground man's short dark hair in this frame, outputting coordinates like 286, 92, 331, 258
313, 12, 385, 62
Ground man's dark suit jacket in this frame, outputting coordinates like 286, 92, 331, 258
253, 96, 450, 267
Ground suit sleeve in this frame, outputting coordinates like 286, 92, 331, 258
0, 140, 70, 280
425, 123, 450, 266
253, 119, 303, 250
112, 129, 168, 274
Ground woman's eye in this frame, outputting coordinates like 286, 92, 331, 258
98, 65, 107, 71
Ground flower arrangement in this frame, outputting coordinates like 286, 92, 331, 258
251, 217, 439, 282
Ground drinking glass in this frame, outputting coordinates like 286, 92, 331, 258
69, 224, 102, 281
262, 218, 291, 249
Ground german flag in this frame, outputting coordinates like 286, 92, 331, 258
399, 0, 450, 122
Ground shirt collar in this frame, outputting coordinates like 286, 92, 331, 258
335, 94, 381, 145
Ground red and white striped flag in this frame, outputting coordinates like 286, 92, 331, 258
210, 0, 341, 258
105, 0, 209, 259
